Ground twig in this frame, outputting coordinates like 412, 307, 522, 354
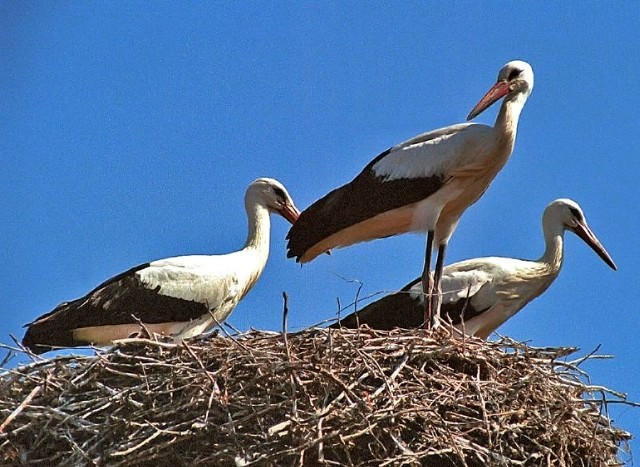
0, 385, 42, 434
282, 292, 291, 362
111, 428, 164, 457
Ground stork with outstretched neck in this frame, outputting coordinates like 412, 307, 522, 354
23, 178, 300, 354
287, 60, 534, 328
333, 199, 617, 337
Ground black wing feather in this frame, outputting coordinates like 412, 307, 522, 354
332, 278, 489, 330
22, 263, 210, 353
286, 149, 445, 261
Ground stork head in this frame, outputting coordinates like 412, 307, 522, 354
467, 60, 534, 120
545, 199, 617, 270
247, 178, 300, 224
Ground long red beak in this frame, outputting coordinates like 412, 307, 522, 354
279, 203, 301, 225
573, 221, 617, 270
467, 80, 510, 121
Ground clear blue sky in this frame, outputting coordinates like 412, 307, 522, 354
1, 2, 638, 460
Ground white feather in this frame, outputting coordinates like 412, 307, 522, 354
372, 123, 494, 180
141, 255, 243, 305
408, 256, 546, 314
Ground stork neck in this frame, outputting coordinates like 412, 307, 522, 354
244, 202, 271, 256
539, 221, 565, 277
494, 91, 528, 144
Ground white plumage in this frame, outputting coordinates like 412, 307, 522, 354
334, 199, 617, 338
23, 178, 300, 354
371, 123, 494, 181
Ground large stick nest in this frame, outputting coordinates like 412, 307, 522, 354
0, 327, 632, 466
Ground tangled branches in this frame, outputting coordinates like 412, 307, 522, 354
0, 327, 632, 466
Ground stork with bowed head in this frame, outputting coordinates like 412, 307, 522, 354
287, 60, 534, 328
22, 178, 300, 354
333, 199, 616, 338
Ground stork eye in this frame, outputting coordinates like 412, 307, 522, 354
507, 69, 522, 81
568, 206, 583, 221
273, 186, 286, 200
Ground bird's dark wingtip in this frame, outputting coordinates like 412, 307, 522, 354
285, 241, 305, 262
21, 314, 76, 355
25, 345, 52, 355
21, 332, 51, 355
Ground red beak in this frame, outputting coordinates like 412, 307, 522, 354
573, 221, 617, 271
467, 80, 510, 121
279, 203, 301, 225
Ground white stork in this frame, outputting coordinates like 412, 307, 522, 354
333, 199, 616, 338
22, 178, 300, 354
287, 60, 534, 328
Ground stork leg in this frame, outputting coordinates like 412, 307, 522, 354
431, 243, 447, 328
421, 230, 435, 329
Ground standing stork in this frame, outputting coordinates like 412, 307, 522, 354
22, 178, 300, 354
332, 199, 616, 338
287, 60, 534, 328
